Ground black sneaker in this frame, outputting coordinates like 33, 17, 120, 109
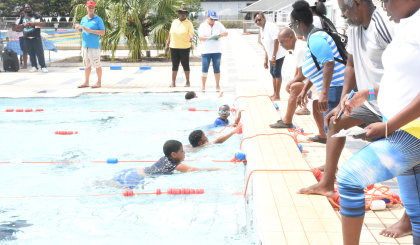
269, 120, 293, 128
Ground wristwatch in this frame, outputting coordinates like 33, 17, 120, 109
272, 55, 276, 58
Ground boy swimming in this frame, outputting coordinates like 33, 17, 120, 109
113, 140, 232, 189
188, 126, 240, 147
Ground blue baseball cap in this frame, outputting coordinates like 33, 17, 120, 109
208, 10, 218, 20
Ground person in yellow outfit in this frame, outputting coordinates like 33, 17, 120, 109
165, 6, 194, 88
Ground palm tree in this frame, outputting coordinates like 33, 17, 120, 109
72, 0, 201, 61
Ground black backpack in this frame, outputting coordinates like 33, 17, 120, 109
3, 49, 20, 72
308, 15, 348, 71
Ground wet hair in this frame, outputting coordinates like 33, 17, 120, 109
185, 91, 196, 100
189, 130, 204, 147
291, 1, 313, 26
219, 104, 230, 110
253, 12, 265, 19
311, 2, 327, 16
163, 140, 182, 157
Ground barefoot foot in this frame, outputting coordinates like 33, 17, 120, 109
297, 183, 335, 198
380, 211, 412, 238
170, 83, 176, 88
184, 82, 190, 87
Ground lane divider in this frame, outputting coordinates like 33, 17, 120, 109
4, 108, 43, 112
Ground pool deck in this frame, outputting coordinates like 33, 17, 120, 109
0, 29, 412, 244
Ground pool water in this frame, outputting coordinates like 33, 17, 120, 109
0, 93, 256, 244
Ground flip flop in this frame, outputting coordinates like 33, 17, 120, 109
91, 85, 101, 88
269, 120, 293, 128
308, 135, 327, 144
295, 108, 311, 115
78, 84, 89, 88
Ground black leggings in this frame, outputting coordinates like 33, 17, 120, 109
170, 48, 190, 71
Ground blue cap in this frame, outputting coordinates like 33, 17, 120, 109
208, 10, 218, 20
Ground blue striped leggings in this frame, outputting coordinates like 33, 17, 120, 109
337, 129, 420, 244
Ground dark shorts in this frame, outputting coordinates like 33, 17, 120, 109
269, 57, 284, 79
19, 37, 27, 52
114, 168, 145, 189
345, 103, 383, 128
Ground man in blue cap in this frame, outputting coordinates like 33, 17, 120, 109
198, 10, 228, 92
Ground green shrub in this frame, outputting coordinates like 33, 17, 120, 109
219, 20, 244, 29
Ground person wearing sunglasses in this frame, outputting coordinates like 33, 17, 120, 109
254, 12, 288, 101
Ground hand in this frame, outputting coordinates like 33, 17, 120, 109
324, 106, 340, 127
270, 57, 276, 66
296, 91, 306, 108
189, 37, 193, 42
356, 122, 388, 141
264, 60, 268, 69
75, 24, 80, 30
285, 82, 291, 93
165, 45, 169, 54
82, 26, 91, 32
318, 92, 329, 112
343, 90, 369, 116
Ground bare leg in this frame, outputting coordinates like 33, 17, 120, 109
215, 72, 220, 91
282, 82, 304, 124
312, 100, 327, 139
271, 78, 276, 99
271, 78, 282, 101
92, 67, 102, 87
22, 51, 28, 69
201, 76, 207, 92
380, 211, 412, 238
342, 215, 364, 245
81, 67, 91, 86
184, 71, 190, 87
171, 71, 178, 87
298, 114, 363, 197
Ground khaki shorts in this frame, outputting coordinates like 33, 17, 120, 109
82, 47, 101, 69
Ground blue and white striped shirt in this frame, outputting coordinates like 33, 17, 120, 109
302, 28, 345, 91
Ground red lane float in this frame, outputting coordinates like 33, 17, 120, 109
55, 131, 78, 135
123, 188, 204, 197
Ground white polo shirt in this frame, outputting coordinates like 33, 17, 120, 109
198, 21, 227, 54
260, 21, 287, 59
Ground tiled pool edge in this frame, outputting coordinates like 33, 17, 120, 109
236, 83, 343, 245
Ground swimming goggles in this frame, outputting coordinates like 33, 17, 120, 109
219, 110, 230, 115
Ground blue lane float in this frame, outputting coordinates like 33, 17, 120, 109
107, 158, 118, 164
79, 68, 85, 70
235, 151, 246, 161
110, 66, 122, 70
274, 103, 279, 111
139, 66, 151, 70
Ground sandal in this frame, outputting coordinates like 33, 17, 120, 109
78, 84, 89, 88
308, 135, 327, 144
295, 108, 311, 115
269, 120, 293, 129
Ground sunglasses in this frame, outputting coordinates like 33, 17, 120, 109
219, 110, 230, 115
255, 18, 262, 24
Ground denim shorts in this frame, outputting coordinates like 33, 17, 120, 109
202, 53, 221, 73
322, 86, 343, 133
269, 57, 284, 79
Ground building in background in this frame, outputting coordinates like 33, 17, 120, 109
198, 0, 258, 20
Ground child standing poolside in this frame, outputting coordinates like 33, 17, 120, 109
113, 140, 231, 189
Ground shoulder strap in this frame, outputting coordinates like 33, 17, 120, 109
308, 29, 323, 71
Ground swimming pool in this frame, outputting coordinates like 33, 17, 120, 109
0, 93, 257, 244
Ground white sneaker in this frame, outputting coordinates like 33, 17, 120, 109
41, 68, 48, 73
29, 67, 38, 72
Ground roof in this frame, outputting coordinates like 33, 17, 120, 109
240, 0, 295, 13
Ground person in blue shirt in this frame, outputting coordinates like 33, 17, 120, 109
213, 104, 241, 127
113, 140, 231, 189
75, 1, 105, 89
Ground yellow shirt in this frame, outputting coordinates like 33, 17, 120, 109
169, 19, 194, 49
401, 120, 420, 140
